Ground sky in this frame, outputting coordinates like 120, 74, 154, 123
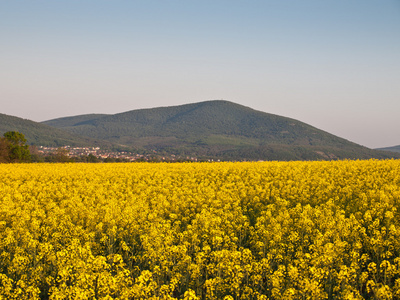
1, 0, 399, 148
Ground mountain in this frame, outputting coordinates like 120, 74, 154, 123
0, 113, 107, 147
377, 145, 400, 153
42, 100, 399, 160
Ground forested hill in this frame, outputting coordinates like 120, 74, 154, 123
43, 113, 109, 128
42, 100, 399, 160
377, 145, 400, 153
0, 113, 105, 147
43, 100, 351, 146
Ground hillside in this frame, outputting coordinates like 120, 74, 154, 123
43, 114, 109, 128
377, 145, 400, 153
0, 113, 107, 147
42, 100, 399, 160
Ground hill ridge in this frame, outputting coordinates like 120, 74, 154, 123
40, 100, 400, 160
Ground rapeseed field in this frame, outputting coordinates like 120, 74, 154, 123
1, 160, 400, 299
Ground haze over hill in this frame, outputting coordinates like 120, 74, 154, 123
42, 100, 399, 161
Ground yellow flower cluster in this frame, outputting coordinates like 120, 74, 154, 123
1, 160, 400, 299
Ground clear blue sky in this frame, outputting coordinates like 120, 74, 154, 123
1, 0, 399, 148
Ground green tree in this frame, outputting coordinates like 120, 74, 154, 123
0, 137, 9, 163
87, 153, 99, 163
3, 131, 31, 162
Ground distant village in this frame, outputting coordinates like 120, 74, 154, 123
35, 146, 202, 162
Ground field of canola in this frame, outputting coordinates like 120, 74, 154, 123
1, 160, 400, 299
